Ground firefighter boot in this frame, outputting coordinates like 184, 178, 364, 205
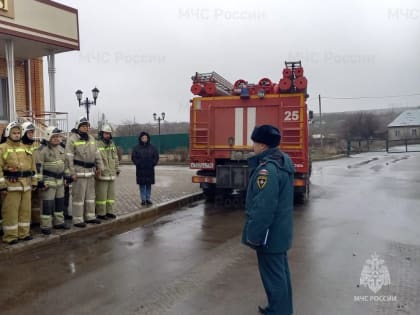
54, 222, 71, 230
41, 228, 52, 235
20, 235, 33, 241
86, 218, 101, 224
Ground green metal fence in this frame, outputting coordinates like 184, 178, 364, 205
113, 133, 189, 154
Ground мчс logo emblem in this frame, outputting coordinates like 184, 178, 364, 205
360, 253, 391, 293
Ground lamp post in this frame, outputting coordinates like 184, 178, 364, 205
153, 112, 165, 154
75, 87, 99, 121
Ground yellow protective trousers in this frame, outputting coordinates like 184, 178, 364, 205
40, 184, 65, 229
2, 190, 31, 243
72, 176, 96, 224
95, 180, 115, 216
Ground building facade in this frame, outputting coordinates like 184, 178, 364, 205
0, 0, 79, 130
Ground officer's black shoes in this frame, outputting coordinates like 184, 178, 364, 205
86, 218, 101, 224
20, 235, 33, 241
97, 215, 109, 220
41, 228, 52, 235
54, 223, 71, 230
0, 229, 3, 236
146, 200, 153, 205
74, 222, 87, 228
106, 213, 116, 219
141, 200, 146, 206
7, 239, 19, 245
258, 305, 267, 314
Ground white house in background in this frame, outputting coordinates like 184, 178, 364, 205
387, 109, 420, 140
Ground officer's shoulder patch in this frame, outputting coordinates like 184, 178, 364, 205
256, 174, 268, 189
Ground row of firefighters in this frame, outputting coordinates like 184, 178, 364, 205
0, 117, 120, 245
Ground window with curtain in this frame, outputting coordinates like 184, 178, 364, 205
0, 78, 9, 121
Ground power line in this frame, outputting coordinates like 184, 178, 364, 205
322, 93, 420, 100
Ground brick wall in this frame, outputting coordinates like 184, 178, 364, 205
30, 58, 45, 117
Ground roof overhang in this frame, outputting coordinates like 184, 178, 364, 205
0, 0, 79, 59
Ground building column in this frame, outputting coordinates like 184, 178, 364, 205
47, 52, 56, 122
5, 39, 16, 121
26, 59, 33, 114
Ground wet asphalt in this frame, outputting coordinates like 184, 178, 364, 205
0, 151, 419, 315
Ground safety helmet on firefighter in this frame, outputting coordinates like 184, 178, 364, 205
76, 116, 90, 129
4, 121, 21, 138
44, 126, 63, 142
101, 124, 113, 133
21, 121, 36, 135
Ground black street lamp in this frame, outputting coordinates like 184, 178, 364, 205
153, 112, 165, 154
75, 87, 99, 121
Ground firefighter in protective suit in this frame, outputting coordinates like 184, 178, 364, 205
0, 122, 37, 244
95, 124, 120, 220
65, 117, 103, 227
37, 126, 71, 234
21, 121, 41, 225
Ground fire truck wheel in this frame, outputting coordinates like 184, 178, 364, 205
232, 198, 241, 209
295, 181, 310, 204
215, 195, 224, 205
224, 198, 233, 208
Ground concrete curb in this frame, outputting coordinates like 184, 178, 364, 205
0, 192, 203, 259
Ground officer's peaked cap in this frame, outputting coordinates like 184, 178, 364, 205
251, 125, 281, 148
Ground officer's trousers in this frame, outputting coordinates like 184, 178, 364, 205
72, 176, 96, 224
257, 251, 293, 315
95, 180, 115, 216
40, 185, 65, 229
2, 190, 31, 243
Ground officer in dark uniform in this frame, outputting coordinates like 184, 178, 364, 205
242, 125, 295, 315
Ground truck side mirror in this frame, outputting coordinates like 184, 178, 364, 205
308, 110, 314, 121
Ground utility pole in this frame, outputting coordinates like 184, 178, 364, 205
319, 94, 323, 150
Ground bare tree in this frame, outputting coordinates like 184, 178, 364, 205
341, 112, 380, 140
114, 121, 189, 136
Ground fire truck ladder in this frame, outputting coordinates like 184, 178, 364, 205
284, 60, 302, 69
191, 105, 212, 156
191, 71, 233, 96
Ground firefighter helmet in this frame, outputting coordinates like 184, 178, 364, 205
44, 126, 63, 142
21, 121, 36, 135
101, 124, 113, 133
4, 121, 21, 137
76, 116, 90, 129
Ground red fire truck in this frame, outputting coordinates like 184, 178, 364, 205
189, 61, 312, 204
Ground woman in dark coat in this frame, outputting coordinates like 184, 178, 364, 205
131, 131, 159, 205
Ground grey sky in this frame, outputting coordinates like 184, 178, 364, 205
50, 0, 420, 126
